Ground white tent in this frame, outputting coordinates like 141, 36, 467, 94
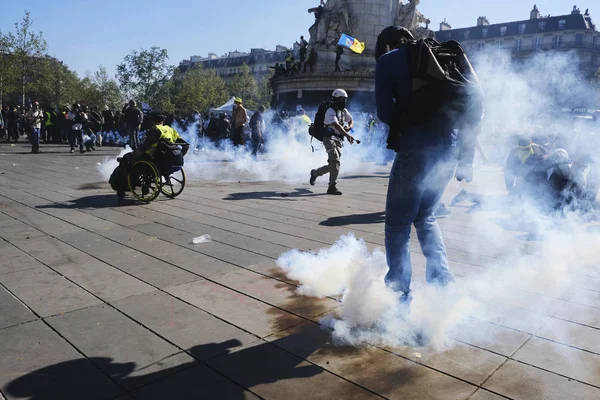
209, 96, 255, 116
209, 96, 236, 115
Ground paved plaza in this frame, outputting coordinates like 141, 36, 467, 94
1, 143, 600, 400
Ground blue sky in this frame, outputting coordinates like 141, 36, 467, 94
0, 0, 576, 78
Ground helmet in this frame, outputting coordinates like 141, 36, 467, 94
129, 100, 136, 107
234, 97, 243, 104
332, 89, 348, 99
72, 103, 80, 110
375, 26, 414, 60
104, 105, 109, 111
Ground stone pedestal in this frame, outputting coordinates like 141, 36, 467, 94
272, 0, 429, 110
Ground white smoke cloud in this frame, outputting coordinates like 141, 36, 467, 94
97, 111, 391, 184
97, 146, 132, 181
276, 47, 600, 351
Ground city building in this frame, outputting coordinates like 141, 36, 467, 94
435, 5, 600, 76
178, 46, 298, 80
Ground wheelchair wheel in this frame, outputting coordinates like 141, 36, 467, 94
128, 160, 160, 202
160, 168, 186, 198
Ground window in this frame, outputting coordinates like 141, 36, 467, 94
519, 23, 526, 34
482, 28, 488, 38
464, 30, 470, 40
498, 40, 504, 48
553, 35, 563, 49
576, 34, 584, 44
500, 26, 507, 36
478, 42, 485, 51
515, 39, 522, 52
558, 19, 566, 29
533, 37, 542, 50
539, 21, 546, 31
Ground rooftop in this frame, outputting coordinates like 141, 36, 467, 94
436, 5, 597, 41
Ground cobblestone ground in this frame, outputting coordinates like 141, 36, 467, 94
1, 143, 599, 400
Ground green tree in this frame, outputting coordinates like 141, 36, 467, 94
116, 46, 173, 106
256, 71, 274, 109
226, 63, 260, 110
93, 66, 124, 109
173, 65, 228, 114
5, 11, 48, 106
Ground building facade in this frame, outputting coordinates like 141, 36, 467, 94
179, 46, 299, 80
435, 5, 600, 76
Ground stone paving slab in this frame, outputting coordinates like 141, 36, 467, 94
131, 362, 261, 400
512, 337, 600, 387
483, 359, 600, 400
166, 279, 306, 338
0, 320, 123, 400
111, 290, 257, 358
206, 338, 380, 400
46, 304, 196, 391
52, 257, 155, 302
265, 322, 476, 400
0, 285, 37, 330
0, 267, 102, 317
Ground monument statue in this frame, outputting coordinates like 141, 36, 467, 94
308, 0, 355, 47
396, 0, 434, 39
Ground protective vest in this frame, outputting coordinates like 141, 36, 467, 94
45, 112, 55, 126
146, 124, 181, 156
299, 115, 311, 125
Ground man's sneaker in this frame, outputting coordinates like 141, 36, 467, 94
309, 170, 317, 186
327, 185, 342, 195
70, 149, 75, 153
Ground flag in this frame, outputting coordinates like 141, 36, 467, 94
337, 33, 365, 54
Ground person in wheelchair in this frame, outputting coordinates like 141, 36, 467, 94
135, 112, 190, 174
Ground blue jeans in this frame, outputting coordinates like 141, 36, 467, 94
385, 147, 457, 296
31, 128, 40, 152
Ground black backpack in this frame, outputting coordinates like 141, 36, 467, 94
308, 101, 334, 143
388, 39, 483, 149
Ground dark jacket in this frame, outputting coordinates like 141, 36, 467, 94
375, 47, 481, 167
124, 106, 143, 125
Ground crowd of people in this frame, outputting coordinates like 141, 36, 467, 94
0, 101, 147, 153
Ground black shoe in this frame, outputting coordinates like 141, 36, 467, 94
327, 185, 342, 195
80, 149, 86, 154
310, 169, 317, 186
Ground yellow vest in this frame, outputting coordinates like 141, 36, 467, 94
299, 115, 312, 125
146, 125, 181, 156
45, 112, 54, 127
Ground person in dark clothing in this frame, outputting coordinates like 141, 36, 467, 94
68, 103, 87, 153
303, 48, 317, 73
296, 36, 309, 63
7, 106, 19, 142
207, 113, 220, 141
375, 26, 482, 308
218, 113, 232, 142
334, 46, 344, 73
122, 100, 143, 150
102, 106, 115, 134
250, 106, 265, 158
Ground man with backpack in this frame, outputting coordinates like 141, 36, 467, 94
374, 26, 483, 309
309, 89, 357, 195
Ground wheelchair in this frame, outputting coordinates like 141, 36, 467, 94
115, 155, 186, 202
